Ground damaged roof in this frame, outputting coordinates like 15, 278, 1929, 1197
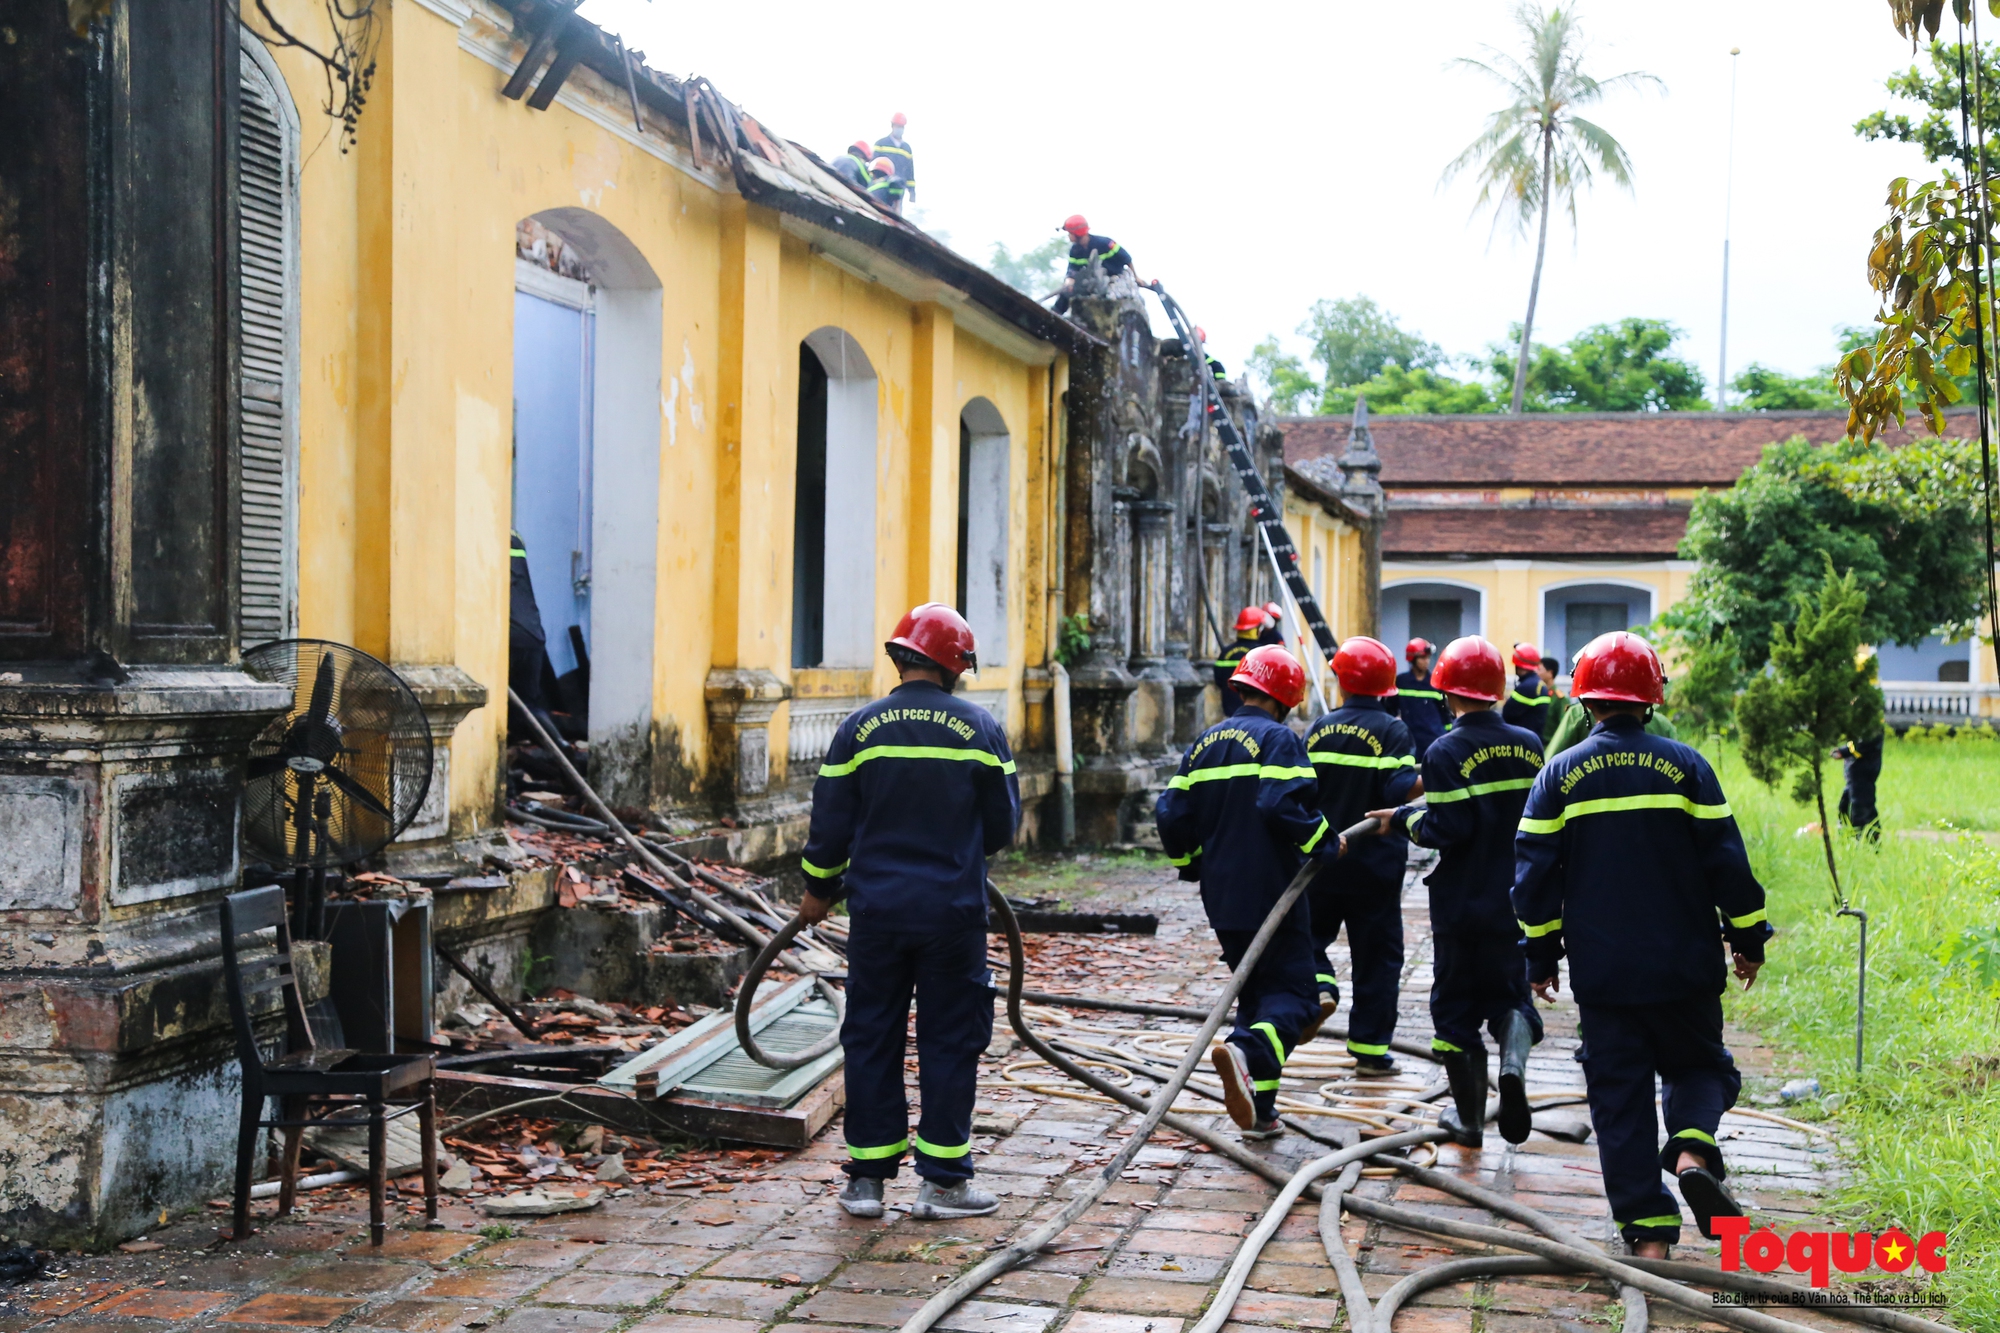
498, 0, 1100, 356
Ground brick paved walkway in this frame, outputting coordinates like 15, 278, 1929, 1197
0, 852, 1860, 1333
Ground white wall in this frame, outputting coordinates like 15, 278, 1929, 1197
961, 398, 1010, 668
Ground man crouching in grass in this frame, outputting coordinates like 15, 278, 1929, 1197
1512, 632, 1774, 1258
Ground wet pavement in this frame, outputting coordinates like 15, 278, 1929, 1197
0, 851, 1864, 1333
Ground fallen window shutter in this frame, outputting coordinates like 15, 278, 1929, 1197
239, 53, 296, 646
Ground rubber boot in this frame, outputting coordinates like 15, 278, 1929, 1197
1496, 1010, 1534, 1144
1437, 1049, 1486, 1148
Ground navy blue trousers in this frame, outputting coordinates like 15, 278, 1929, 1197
1214, 922, 1320, 1118
1577, 998, 1741, 1245
838, 922, 993, 1182
1430, 929, 1541, 1057
1308, 864, 1404, 1058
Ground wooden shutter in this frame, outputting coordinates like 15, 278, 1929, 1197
238, 50, 296, 646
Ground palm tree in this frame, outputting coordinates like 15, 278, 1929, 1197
1443, 6, 1659, 413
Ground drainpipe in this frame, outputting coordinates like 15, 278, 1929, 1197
1052, 660, 1075, 848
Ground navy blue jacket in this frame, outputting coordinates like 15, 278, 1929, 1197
1155, 709, 1330, 932
1303, 698, 1419, 884
1067, 233, 1133, 279
1388, 668, 1448, 759
1212, 636, 1257, 716
1502, 671, 1556, 741
1513, 714, 1772, 1005
800, 681, 1019, 932
1389, 709, 1544, 936
873, 134, 914, 183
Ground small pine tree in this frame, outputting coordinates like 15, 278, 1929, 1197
1736, 559, 1885, 907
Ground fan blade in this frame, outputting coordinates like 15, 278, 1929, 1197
245, 754, 290, 781
323, 763, 394, 823
307, 650, 337, 722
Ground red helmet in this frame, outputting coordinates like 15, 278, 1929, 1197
891, 112, 908, 127
870, 157, 895, 176
1570, 631, 1665, 705
1233, 605, 1268, 634
850, 139, 873, 156
1061, 214, 1090, 238
1405, 637, 1434, 662
1229, 645, 1307, 711
1510, 642, 1543, 671
887, 603, 977, 676
1194, 326, 1208, 343
1431, 636, 1507, 704
1333, 637, 1398, 697
1263, 602, 1285, 623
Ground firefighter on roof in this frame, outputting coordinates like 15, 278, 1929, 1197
1513, 631, 1771, 1256
798, 604, 1020, 1221
1156, 645, 1333, 1141
1370, 635, 1544, 1148
1302, 637, 1420, 1074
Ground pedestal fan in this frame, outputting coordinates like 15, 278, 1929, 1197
241, 640, 434, 939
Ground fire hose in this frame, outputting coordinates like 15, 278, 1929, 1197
728, 821, 1957, 1333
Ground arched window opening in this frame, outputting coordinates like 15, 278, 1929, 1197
792, 345, 828, 668
957, 399, 1010, 669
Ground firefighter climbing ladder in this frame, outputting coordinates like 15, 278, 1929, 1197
1149, 283, 1336, 711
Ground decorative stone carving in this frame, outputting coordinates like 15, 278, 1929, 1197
705, 668, 789, 803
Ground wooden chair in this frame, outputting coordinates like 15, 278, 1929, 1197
220, 886, 438, 1247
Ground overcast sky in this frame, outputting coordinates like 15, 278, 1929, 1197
580, 0, 1945, 400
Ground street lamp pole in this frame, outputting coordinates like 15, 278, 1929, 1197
1718, 46, 1741, 410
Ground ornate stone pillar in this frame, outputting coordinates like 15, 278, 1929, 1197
705, 669, 789, 807
1129, 502, 1173, 666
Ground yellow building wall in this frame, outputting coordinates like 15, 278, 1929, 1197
261, 0, 1059, 828
1381, 560, 1688, 665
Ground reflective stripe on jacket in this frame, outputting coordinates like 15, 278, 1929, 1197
1389, 710, 1543, 935
1302, 697, 1418, 882
1387, 668, 1449, 759
1501, 672, 1555, 740
800, 680, 1020, 931
1512, 714, 1770, 1005
1154, 710, 1329, 932
873, 136, 914, 182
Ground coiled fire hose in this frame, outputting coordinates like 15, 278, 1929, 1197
728, 828, 1955, 1333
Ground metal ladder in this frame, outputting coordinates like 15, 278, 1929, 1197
1148, 282, 1335, 713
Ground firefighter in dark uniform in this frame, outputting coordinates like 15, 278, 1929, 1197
866, 157, 907, 212
1156, 646, 1332, 1140
873, 112, 914, 205
1255, 602, 1287, 650
1389, 637, 1450, 760
508, 531, 548, 713
1514, 631, 1771, 1256
831, 139, 874, 193
1369, 636, 1544, 1147
797, 604, 1020, 1221
1834, 730, 1884, 841
1302, 637, 1421, 1075
1053, 214, 1140, 314
1213, 607, 1270, 717
1502, 642, 1556, 741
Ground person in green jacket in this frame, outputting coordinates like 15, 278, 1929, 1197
1546, 686, 1678, 756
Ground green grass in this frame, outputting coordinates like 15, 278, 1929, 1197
1714, 732, 2000, 1323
